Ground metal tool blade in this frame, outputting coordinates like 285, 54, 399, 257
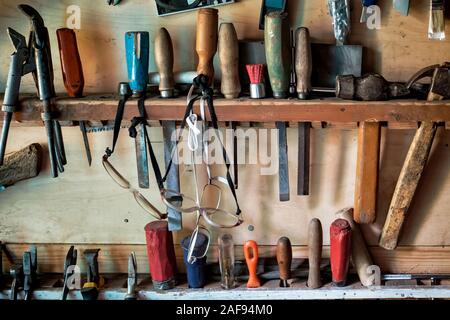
162, 120, 181, 231
393, 0, 410, 16
79, 121, 92, 166
276, 122, 289, 201
135, 124, 149, 189
297, 122, 310, 196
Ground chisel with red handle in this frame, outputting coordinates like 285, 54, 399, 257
330, 218, 352, 287
56, 28, 91, 166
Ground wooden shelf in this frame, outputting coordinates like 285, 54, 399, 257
1, 275, 450, 300
3, 95, 450, 123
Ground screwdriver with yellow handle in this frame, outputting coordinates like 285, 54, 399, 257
56, 28, 92, 166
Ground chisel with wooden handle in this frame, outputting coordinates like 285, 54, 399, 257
265, 11, 291, 202
196, 8, 218, 85
295, 27, 312, 196
244, 240, 261, 288
125, 31, 150, 188
276, 237, 292, 287
307, 218, 322, 288
218, 22, 240, 188
379, 64, 449, 250
154, 27, 182, 232
56, 28, 91, 166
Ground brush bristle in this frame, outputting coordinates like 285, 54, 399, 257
246, 64, 265, 84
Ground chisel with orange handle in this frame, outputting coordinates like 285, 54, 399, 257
244, 240, 261, 288
276, 237, 292, 287
56, 28, 91, 166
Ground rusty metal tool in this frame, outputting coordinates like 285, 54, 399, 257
56, 28, 92, 166
9, 264, 23, 300
154, 27, 182, 231
379, 63, 450, 250
265, 11, 291, 202
124, 252, 138, 300
62, 245, 77, 300
276, 237, 292, 287
295, 27, 312, 196
19, 4, 66, 177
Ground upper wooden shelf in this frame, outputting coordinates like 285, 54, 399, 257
2, 94, 450, 123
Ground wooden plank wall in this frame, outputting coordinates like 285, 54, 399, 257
1, 0, 450, 273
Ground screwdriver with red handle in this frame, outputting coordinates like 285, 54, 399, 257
56, 28, 92, 166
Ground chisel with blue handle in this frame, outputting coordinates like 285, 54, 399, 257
125, 31, 150, 188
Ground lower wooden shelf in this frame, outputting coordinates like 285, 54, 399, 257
1, 275, 449, 300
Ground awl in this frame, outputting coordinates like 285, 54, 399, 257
56, 28, 91, 166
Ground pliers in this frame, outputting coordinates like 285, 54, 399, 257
62, 246, 77, 300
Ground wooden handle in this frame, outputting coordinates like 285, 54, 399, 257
307, 218, 322, 289
276, 237, 292, 281
243, 240, 261, 288
295, 27, 312, 99
264, 11, 291, 98
154, 28, 175, 98
354, 122, 380, 224
196, 8, 218, 84
56, 28, 84, 97
330, 219, 352, 287
379, 121, 437, 250
336, 208, 374, 286
218, 23, 241, 99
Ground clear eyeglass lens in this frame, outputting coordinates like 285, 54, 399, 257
102, 158, 131, 189
162, 189, 197, 212
200, 184, 222, 210
133, 190, 166, 220
203, 208, 243, 228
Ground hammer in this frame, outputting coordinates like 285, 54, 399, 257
379, 63, 449, 250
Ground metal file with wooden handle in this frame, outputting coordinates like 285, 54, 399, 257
379, 64, 449, 250
154, 27, 182, 232
295, 27, 312, 196
196, 8, 218, 84
218, 22, 240, 188
56, 28, 92, 167
265, 11, 291, 202
276, 237, 292, 287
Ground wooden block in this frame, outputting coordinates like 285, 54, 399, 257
354, 122, 380, 224
388, 122, 419, 130
379, 121, 437, 250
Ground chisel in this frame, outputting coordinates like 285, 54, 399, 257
265, 11, 291, 202
295, 27, 312, 196
276, 237, 292, 287
154, 27, 182, 231
56, 28, 91, 166
125, 31, 150, 188
219, 22, 241, 188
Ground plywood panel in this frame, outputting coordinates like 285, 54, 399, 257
0, 126, 449, 248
